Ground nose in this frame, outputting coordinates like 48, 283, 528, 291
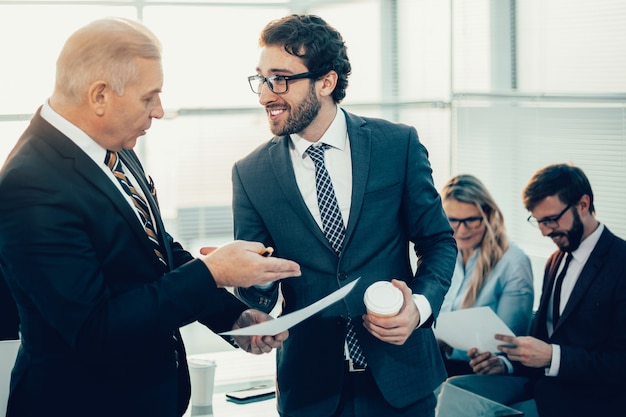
151, 97, 164, 119
538, 222, 554, 236
258, 82, 278, 105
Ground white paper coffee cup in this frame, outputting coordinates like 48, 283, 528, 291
364, 281, 403, 317
188, 357, 217, 407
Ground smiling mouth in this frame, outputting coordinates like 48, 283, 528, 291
266, 106, 286, 119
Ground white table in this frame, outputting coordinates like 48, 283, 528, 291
183, 350, 279, 417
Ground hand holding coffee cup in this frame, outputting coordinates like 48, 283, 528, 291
363, 281, 403, 317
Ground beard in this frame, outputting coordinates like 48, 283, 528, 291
550, 208, 585, 252
269, 83, 321, 136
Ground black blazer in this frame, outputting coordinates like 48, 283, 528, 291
233, 110, 457, 416
0, 110, 248, 417
0, 272, 19, 340
519, 227, 626, 417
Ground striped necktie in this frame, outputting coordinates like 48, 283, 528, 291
105, 151, 166, 266
306, 144, 366, 368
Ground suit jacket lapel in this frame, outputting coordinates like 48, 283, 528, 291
119, 149, 173, 268
268, 110, 372, 255
557, 228, 612, 328
33, 113, 164, 267
268, 135, 335, 253
343, 110, 371, 248
532, 251, 563, 338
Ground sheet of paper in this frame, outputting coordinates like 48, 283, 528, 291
220, 278, 360, 336
433, 306, 515, 353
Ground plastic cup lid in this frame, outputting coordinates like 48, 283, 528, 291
363, 281, 403, 315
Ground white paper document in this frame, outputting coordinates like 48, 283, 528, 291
433, 306, 515, 353
220, 278, 360, 336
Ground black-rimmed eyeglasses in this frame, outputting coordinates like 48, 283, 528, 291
527, 204, 572, 228
247, 72, 317, 95
448, 216, 484, 230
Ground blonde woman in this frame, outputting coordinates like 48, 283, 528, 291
438, 174, 534, 376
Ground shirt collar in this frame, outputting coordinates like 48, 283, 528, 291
291, 107, 348, 157
40, 100, 108, 165
571, 222, 604, 264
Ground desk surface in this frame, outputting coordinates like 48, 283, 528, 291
183, 350, 279, 417
185, 395, 278, 417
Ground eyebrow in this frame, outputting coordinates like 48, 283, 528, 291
255, 67, 299, 75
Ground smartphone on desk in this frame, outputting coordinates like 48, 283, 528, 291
225, 384, 276, 404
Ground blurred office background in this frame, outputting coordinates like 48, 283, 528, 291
1, 0, 625, 351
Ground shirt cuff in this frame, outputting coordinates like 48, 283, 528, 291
412, 294, 432, 328
499, 355, 515, 374
254, 282, 275, 290
545, 344, 560, 376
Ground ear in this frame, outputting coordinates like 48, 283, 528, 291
88, 81, 108, 116
317, 70, 338, 99
577, 194, 591, 215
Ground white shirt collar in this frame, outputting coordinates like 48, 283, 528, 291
40, 100, 108, 165
291, 107, 348, 157
571, 222, 604, 264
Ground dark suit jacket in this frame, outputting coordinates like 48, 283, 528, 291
0, 110, 248, 417
0, 272, 19, 340
232, 110, 457, 416
517, 227, 626, 417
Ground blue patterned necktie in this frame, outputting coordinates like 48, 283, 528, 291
105, 151, 166, 266
306, 144, 366, 367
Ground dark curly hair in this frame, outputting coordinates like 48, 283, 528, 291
259, 14, 351, 103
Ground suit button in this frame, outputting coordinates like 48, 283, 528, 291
338, 272, 348, 281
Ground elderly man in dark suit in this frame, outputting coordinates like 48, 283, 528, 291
444, 163, 626, 417
233, 14, 457, 417
0, 17, 300, 417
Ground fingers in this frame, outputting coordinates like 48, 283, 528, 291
467, 347, 479, 358
232, 311, 288, 354
363, 315, 412, 345
469, 352, 503, 375
469, 351, 492, 367
199, 246, 217, 255
495, 334, 516, 344
202, 241, 300, 288
238, 333, 287, 355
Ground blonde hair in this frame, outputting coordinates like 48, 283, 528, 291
54, 17, 162, 104
441, 174, 509, 308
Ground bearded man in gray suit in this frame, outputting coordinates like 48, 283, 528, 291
233, 14, 457, 417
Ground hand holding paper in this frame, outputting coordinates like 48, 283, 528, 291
433, 306, 515, 353
221, 278, 360, 336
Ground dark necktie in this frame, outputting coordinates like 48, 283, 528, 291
105, 151, 166, 266
306, 144, 366, 368
552, 252, 573, 327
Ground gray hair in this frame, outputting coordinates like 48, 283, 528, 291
54, 17, 162, 104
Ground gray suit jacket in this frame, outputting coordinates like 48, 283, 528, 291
233, 110, 457, 416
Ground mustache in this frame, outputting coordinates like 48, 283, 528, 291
548, 231, 566, 239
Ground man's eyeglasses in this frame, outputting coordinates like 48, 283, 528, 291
247, 72, 317, 95
448, 216, 484, 230
527, 204, 572, 228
